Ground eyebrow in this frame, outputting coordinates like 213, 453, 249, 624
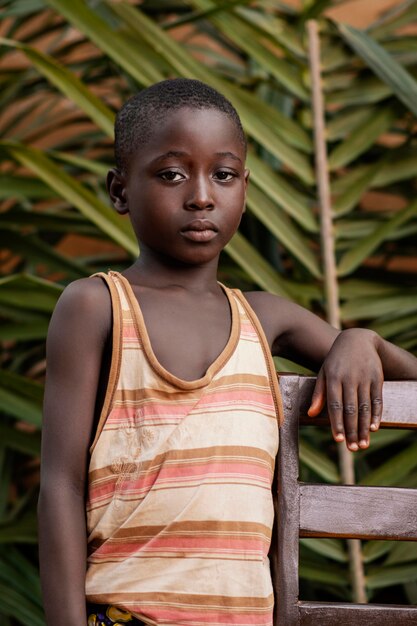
150, 150, 242, 165
215, 151, 242, 163
150, 151, 189, 164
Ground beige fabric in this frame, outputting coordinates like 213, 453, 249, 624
86, 271, 283, 626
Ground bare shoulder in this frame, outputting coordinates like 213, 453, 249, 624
47, 276, 111, 348
243, 290, 338, 368
243, 290, 306, 346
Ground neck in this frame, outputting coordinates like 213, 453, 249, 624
125, 249, 221, 293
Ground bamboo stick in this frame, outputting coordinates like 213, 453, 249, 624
307, 19, 367, 605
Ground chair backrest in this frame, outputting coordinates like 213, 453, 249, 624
274, 375, 417, 625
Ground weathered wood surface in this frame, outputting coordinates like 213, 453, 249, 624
276, 376, 301, 626
300, 484, 417, 540
299, 602, 417, 625
275, 375, 417, 625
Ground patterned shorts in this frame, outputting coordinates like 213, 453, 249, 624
87, 604, 146, 625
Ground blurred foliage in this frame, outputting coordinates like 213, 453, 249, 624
0, 0, 417, 622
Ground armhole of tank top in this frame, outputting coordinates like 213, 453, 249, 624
231, 289, 285, 427
89, 272, 123, 454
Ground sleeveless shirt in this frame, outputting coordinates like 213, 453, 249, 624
85, 271, 283, 626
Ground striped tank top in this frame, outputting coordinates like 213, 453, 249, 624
86, 271, 283, 626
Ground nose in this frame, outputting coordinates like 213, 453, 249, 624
184, 175, 214, 211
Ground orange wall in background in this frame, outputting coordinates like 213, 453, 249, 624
286, 0, 407, 27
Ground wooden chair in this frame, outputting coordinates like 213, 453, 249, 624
273, 375, 417, 625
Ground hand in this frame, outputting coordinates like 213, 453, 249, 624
307, 329, 384, 451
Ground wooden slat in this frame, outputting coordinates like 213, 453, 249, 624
299, 601, 417, 625
300, 484, 417, 540
276, 376, 301, 626
296, 377, 417, 428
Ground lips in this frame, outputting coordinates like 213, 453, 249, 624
180, 219, 218, 242
181, 219, 218, 233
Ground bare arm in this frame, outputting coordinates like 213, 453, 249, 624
38, 278, 111, 625
245, 292, 417, 450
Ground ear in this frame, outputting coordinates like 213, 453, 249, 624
107, 168, 129, 215
242, 168, 250, 213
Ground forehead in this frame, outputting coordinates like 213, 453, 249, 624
130, 107, 245, 167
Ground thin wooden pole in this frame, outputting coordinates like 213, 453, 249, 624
307, 19, 367, 605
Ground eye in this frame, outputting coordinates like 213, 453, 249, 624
158, 170, 184, 182
214, 170, 236, 182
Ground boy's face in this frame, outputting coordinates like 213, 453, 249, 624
108, 107, 249, 267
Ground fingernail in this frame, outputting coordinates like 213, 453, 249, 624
359, 439, 368, 448
335, 434, 344, 442
349, 443, 358, 451
370, 423, 378, 431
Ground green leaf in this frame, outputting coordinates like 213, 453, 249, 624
1, 142, 138, 255
236, 7, 305, 58
337, 22, 417, 117
339, 279, 400, 299
274, 357, 313, 375
359, 439, 417, 487
0, 508, 38, 543
50, 151, 109, 176
0, 175, 56, 199
300, 538, 347, 563
230, 84, 312, 154
0, 274, 62, 313
225, 231, 295, 299
328, 107, 396, 170
299, 437, 340, 483
326, 78, 391, 107
0, 370, 43, 427
1, 0, 45, 16
190, 0, 309, 100
44, 0, 163, 85
0, 548, 42, 621
337, 199, 417, 276
246, 185, 320, 277
326, 107, 374, 141
362, 428, 410, 453
301, 0, 334, 20
331, 154, 417, 193
341, 293, 417, 321
0, 582, 44, 626
162, 0, 254, 30
0, 321, 49, 341
333, 161, 385, 216
299, 556, 349, 586
0, 229, 88, 279
369, 1, 417, 41
0, 369, 43, 405
0, 209, 101, 237
385, 541, 417, 566
363, 540, 395, 564
369, 313, 417, 340
0, 388, 42, 428
0, 38, 115, 136
367, 562, 417, 589
247, 152, 317, 232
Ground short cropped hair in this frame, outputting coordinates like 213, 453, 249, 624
114, 78, 246, 173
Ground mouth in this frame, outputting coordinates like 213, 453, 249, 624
180, 219, 218, 242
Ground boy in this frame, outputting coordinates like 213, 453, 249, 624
38, 79, 417, 626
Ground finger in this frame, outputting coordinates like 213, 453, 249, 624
342, 386, 358, 452
326, 380, 345, 444
358, 385, 372, 449
370, 379, 383, 432
308, 369, 326, 417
